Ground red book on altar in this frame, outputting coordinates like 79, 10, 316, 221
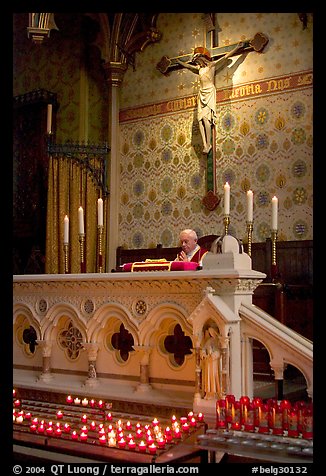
122, 259, 199, 272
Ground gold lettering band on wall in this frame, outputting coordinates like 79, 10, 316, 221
120, 71, 313, 123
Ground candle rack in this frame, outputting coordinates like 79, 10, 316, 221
223, 215, 230, 235
63, 243, 69, 273
246, 221, 253, 257
79, 233, 86, 273
97, 225, 104, 273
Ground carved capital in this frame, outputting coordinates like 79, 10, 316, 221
103, 62, 127, 86
83, 342, 99, 360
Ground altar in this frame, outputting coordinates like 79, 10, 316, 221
13, 242, 313, 424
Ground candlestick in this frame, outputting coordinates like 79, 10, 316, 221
79, 233, 85, 273
47, 104, 52, 134
63, 243, 69, 274
272, 195, 278, 230
247, 190, 253, 222
246, 221, 253, 257
224, 182, 230, 215
223, 215, 230, 235
78, 206, 84, 234
97, 225, 104, 273
271, 229, 278, 267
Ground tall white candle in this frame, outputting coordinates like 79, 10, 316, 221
247, 190, 253, 222
47, 104, 52, 134
272, 196, 278, 230
64, 215, 69, 243
78, 206, 84, 234
224, 182, 230, 215
97, 198, 103, 226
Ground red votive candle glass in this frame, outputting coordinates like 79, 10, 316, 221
288, 408, 299, 438
46, 426, 54, 436
302, 403, 313, 439
157, 437, 166, 448
225, 395, 235, 423
182, 422, 190, 432
244, 402, 255, 432
66, 395, 73, 404
197, 412, 204, 422
272, 403, 284, 435
126, 420, 132, 430
231, 401, 241, 430
174, 428, 181, 439
99, 434, 106, 445
258, 403, 270, 433
240, 395, 250, 425
128, 438, 136, 450
280, 399, 291, 431
148, 443, 157, 454
80, 431, 88, 442
216, 399, 226, 429
252, 397, 262, 428
118, 438, 126, 448
90, 421, 96, 431
138, 440, 147, 452
64, 423, 71, 433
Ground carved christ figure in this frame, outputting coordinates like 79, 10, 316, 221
176, 42, 245, 154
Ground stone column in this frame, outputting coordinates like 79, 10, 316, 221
103, 62, 127, 271
134, 346, 152, 393
219, 336, 230, 398
37, 340, 53, 382
194, 347, 202, 402
270, 359, 284, 400
83, 343, 99, 388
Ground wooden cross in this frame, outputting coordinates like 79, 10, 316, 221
156, 32, 268, 75
156, 32, 269, 211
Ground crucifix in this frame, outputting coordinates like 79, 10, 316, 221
156, 23, 268, 211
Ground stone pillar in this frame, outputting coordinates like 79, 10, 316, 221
103, 62, 127, 271
37, 340, 53, 382
219, 336, 230, 398
83, 343, 99, 387
134, 346, 152, 393
194, 347, 202, 402
270, 360, 284, 400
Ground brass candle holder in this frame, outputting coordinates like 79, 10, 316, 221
223, 215, 230, 235
271, 229, 278, 281
63, 243, 69, 273
97, 225, 104, 273
79, 233, 85, 273
246, 221, 253, 257
271, 229, 278, 266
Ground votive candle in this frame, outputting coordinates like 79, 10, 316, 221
128, 438, 136, 450
138, 440, 147, 452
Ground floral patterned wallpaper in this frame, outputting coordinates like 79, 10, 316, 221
13, 12, 313, 250
119, 12, 313, 248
